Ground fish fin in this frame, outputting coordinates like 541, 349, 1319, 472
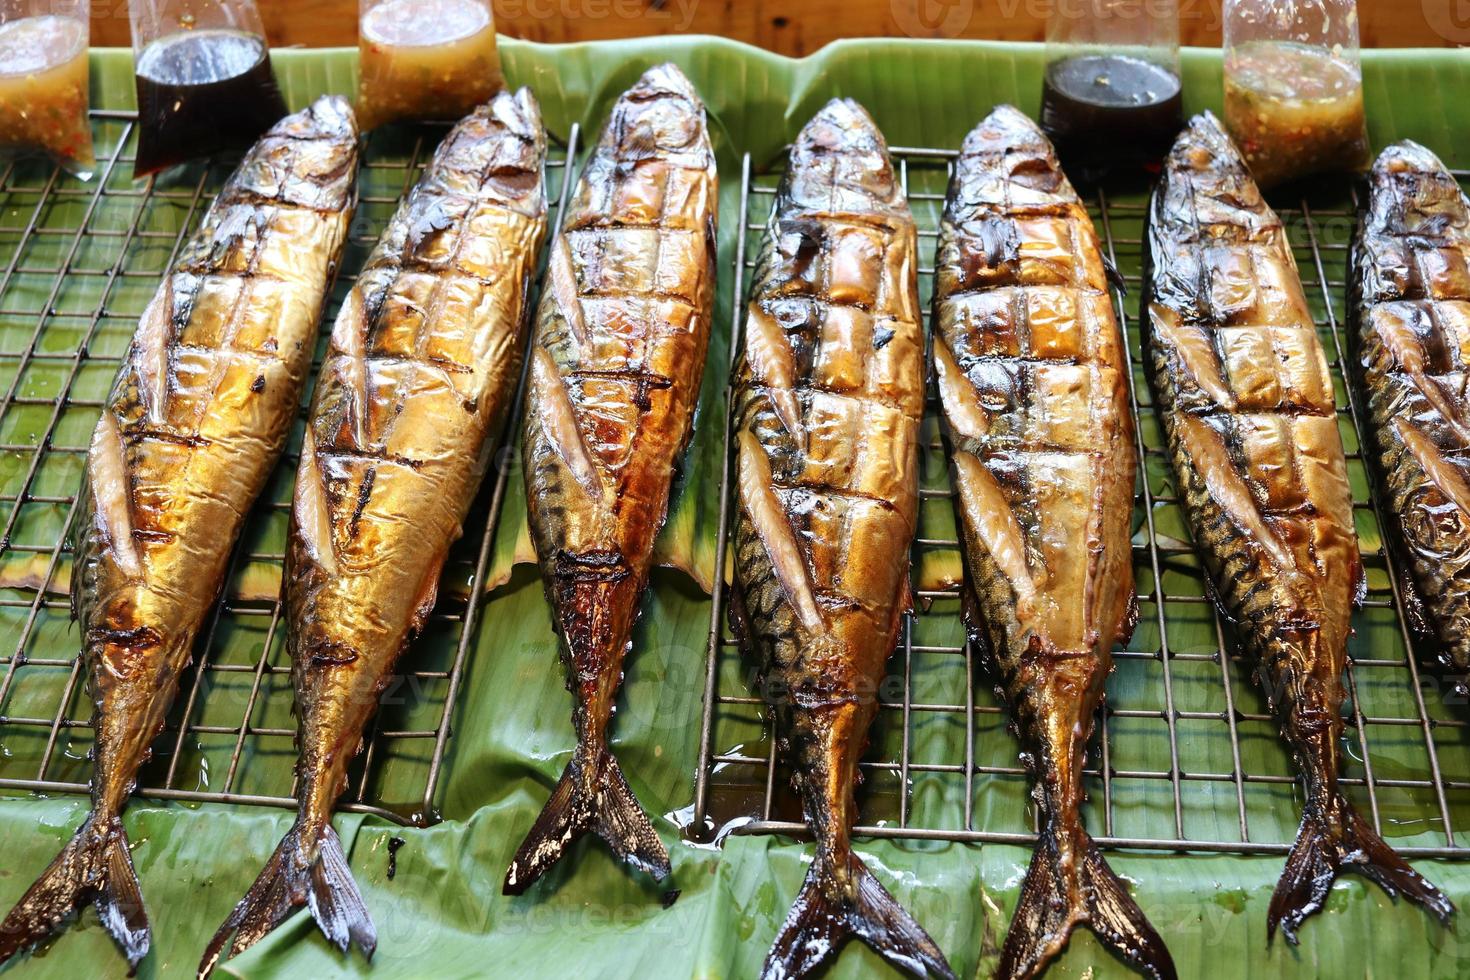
502, 746, 670, 896
761, 850, 955, 980
198, 823, 374, 979
0, 813, 149, 971
1268, 798, 1454, 945
997, 823, 1175, 980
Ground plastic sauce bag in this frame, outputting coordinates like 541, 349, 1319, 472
0, 0, 96, 178
1222, 0, 1371, 189
129, 0, 288, 178
355, 0, 503, 131
1223, 41, 1370, 189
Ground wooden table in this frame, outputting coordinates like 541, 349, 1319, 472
91, 0, 1467, 50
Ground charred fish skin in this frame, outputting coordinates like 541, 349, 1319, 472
506, 63, 716, 895
934, 106, 1171, 980
729, 98, 952, 980
1143, 112, 1453, 942
1351, 141, 1470, 673
0, 96, 359, 972
200, 90, 548, 976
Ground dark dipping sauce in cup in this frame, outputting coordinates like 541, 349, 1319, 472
1040, 53, 1183, 182
133, 29, 288, 178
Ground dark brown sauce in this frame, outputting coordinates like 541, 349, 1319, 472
133, 29, 288, 178
1040, 53, 1183, 183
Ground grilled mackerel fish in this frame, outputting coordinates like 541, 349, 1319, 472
0, 97, 358, 972
506, 63, 716, 894
202, 90, 547, 974
1144, 112, 1453, 942
730, 99, 953, 980
1352, 142, 1470, 672
934, 106, 1171, 980
0, 95, 357, 969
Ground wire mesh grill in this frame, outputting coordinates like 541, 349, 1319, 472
691, 146, 1470, 860
0, 110, 581, 828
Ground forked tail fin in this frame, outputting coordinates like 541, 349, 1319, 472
0, 813, 148, 971
503, 745, 670, 895
761, 849, 955, 980
1268, 796, 1454, 944
198, 822, 374, 979
997, 822, 1175, 980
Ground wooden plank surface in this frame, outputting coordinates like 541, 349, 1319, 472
91, 0, 1467, 50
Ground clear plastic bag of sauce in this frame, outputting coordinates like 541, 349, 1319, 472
1038, 0, 1183, 182
129, 0, 289, 178
0, 0, 96, 178
1223, 0, 1370, 189
355, 0, 503, 131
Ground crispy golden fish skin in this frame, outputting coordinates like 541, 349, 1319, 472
934, 106, 1170, 980
505, 63, 716, 895
727, 98, 952, 980
201, 90, 547, 976
0, 96, 359, 972
1351, 141, 1470, 672
1144, 112, 1453, 943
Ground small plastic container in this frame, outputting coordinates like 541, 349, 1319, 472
0, 0, 95, 177
1039, 0, 1183, 181
128, 0, 289, 178
1223, 0, 1370, 189
355, 0, 503, 131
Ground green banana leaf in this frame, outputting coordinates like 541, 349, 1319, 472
1, 37, 1470, 980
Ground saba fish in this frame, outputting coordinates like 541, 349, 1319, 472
729, 98, 954, 980
933, 105, 1172, 980
0, 96, 358, 973
1352, 140, 1470, 674
201, 89, 548, 975
1143, 111, 1453, 943
506, 63, 717, 895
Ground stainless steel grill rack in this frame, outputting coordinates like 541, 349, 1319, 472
691, 146, 1470, 860
0, 110, 581, 828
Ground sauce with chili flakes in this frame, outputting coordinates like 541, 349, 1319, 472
0, 15, 94, 177
1224, 40, 1370, 189
356, 0, 503, 131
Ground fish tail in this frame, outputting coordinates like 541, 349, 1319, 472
502, 744, 670, 895
0, 812, 149, 971
997, 821, 1175, 980
198, 822, 374, 979
761, 848, 955, 980
1268, 795, 1454, 944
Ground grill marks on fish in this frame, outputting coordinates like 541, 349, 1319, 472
0, 96, 360, 974
1145, 112, 1452, 944
506, 63, 716, 896
202, 90, 547, 977
1352, 140, 1470, 671
731, 98, 951, 980
934, 106, 1167, 980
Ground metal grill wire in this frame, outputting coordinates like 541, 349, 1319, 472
0, 110, 581, 828
691, 146, 1470, 860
